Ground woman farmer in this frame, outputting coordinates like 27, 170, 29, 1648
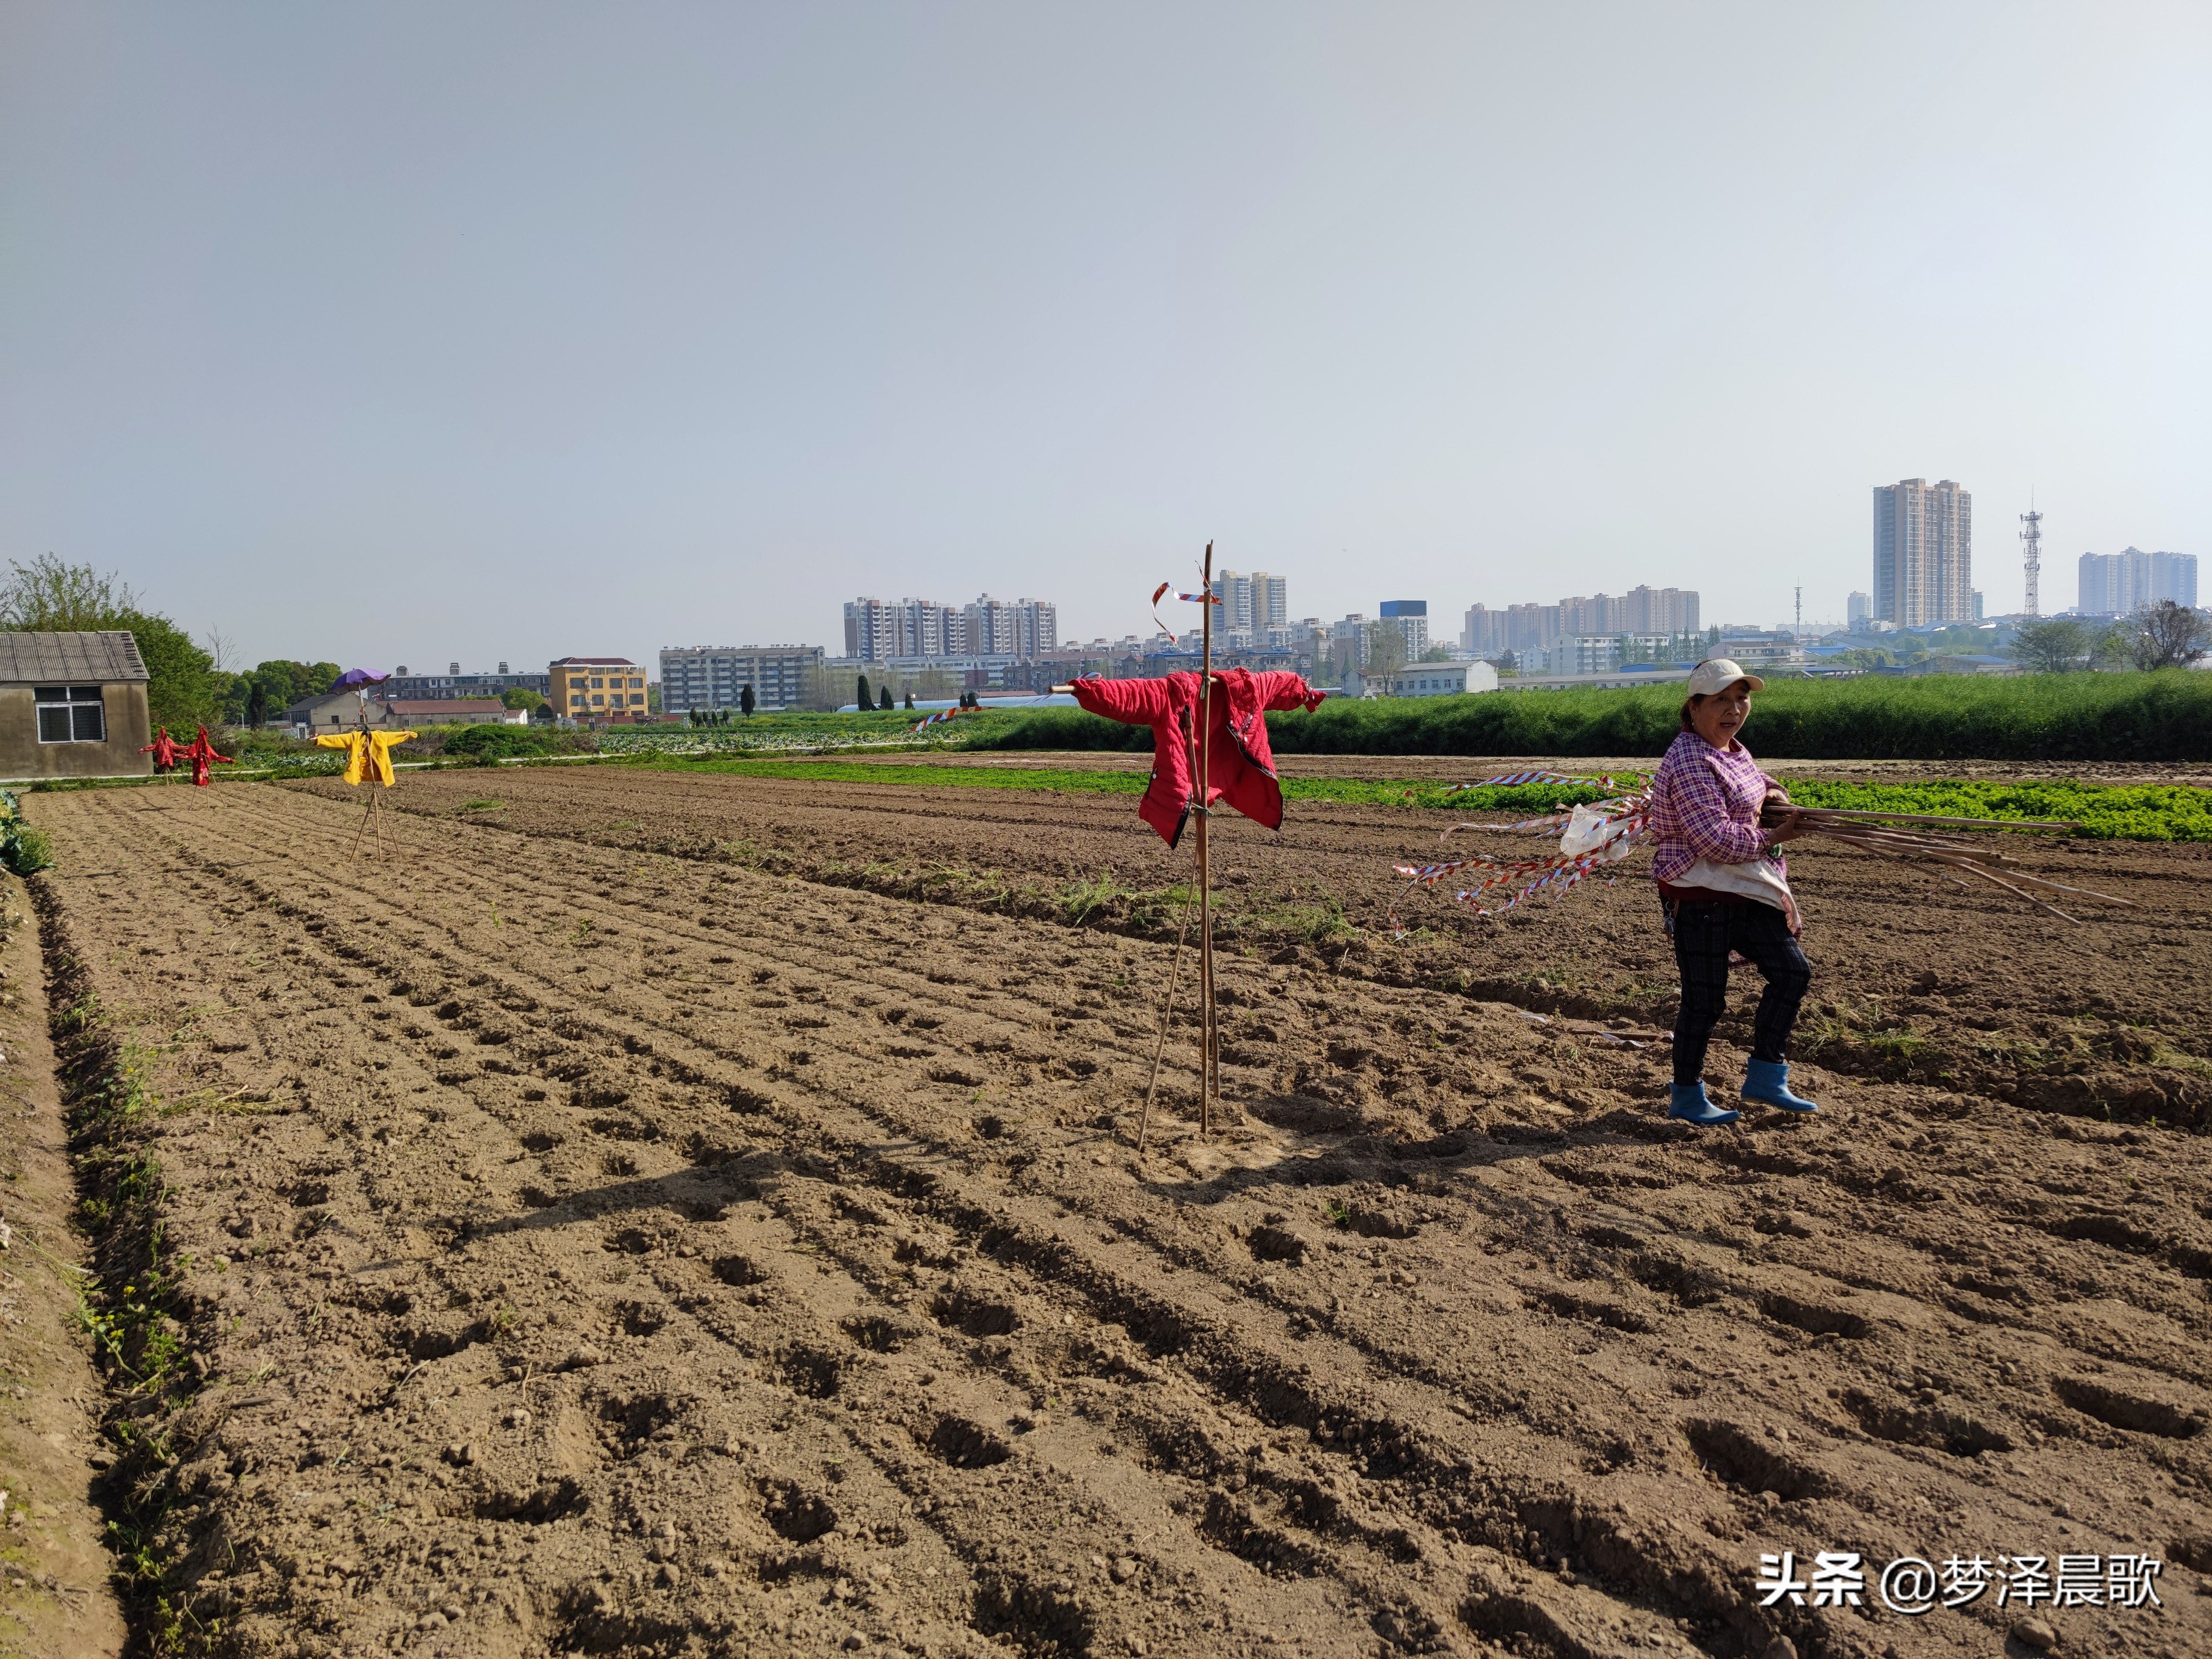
1651, 659, 1819, 1125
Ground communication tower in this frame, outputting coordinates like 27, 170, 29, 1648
2019, 506, 2043, 617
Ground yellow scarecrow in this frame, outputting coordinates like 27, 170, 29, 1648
314, 728, 417, 786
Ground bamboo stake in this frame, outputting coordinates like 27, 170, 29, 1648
1138, 861, 1196, 1154
1196, 540, 1216, 1135
1819, 830, 2135, 911
1780, 807, 2079, 832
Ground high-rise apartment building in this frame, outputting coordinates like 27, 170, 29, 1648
843, 597, 964, 659
842, 599, 899, 661
1461, 586, 1699, 654
1616, 585, 1700, 635
1257, 574, 1286, 630
1378, 600, 1429, 655
962, 596, 1057, 657
1872, 479, 1974, 626
658, 645, 825, 714
1846, 592, 1872, 628
841, 595, 1057, 660
1212, 570, 1289, 632
2077, 548, 2197, 615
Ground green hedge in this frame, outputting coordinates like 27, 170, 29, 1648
440, 724, 580, 761
964, 670, 2212, 761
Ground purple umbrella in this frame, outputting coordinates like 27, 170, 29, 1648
328, 669, 389, 692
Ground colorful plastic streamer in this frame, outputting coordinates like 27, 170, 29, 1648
910, 705, 980, 734
1149, 580, 1222, 643
1391, 775, 1657, 931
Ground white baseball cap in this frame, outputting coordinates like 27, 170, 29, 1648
1685, 657, 1765, 696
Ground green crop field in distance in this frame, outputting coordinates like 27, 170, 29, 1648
642, 753, 2211, 841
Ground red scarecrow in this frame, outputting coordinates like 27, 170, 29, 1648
140, 727, 185, 773
177, 727, 234, 787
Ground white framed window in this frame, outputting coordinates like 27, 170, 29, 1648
35, 685, 106, 743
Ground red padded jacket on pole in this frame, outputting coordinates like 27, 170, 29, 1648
1068, 668, 1323, 848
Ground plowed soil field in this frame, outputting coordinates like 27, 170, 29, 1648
23, 774, 2212, 1659
298, 758, 2212, 1128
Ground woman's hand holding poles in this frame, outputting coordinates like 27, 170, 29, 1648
1761, 790, 1806, 844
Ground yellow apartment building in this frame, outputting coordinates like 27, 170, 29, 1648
549, 657, 647, 720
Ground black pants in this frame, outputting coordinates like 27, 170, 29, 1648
1667, 898, 1811, 1087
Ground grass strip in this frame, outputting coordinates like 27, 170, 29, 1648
649, 754, 2211, 840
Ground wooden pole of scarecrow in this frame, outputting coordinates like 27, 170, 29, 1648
1195, 540, 1217, 1134
347, 692, 392, 861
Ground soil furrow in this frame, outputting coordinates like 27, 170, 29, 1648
20, 782, 2212, 1659
286, 764, 2212, 1129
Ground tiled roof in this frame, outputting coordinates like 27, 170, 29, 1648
551, 657, 637, 666
0, 631, 150, 684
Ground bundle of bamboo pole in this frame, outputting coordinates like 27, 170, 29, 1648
1762, 804, 2134, 923
1395, 777, 2138, 928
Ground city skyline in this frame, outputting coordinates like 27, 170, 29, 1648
4, 5, 2204, 670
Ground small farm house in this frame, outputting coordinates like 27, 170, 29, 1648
0, 631, 154, 781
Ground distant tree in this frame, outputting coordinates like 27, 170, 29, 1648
1417, 644, 1454, 663
904, 692, 915, 709
0, 553, 138, 630
2130, 601, 2210, 671
856, 673, 872, 711
2009, 618, 2090, 673
501, 686, 545, 711
2088, 620, 2139, 673
878, 686, 894, 711
740, 683, 756, 716
1364, 621, 1409, 679
0, 554, 224, 725
247, 679, 269, 728
1827, 647, 1897, 670
132, 615, 222, 728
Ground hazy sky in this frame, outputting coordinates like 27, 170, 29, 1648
4, 3, 2207, 672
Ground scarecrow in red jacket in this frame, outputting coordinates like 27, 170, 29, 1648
1069, 669, 1323, 848
177, 726, 234, 787
140, 727, 185, 773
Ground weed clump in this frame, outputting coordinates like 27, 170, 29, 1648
0, 789, 51, 873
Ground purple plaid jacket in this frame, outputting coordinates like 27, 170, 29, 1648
1651, 730, 1785, 886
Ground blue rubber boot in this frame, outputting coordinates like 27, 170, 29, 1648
1667, 1081, 1740, 1126
1742, 1057, 1820, 1113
